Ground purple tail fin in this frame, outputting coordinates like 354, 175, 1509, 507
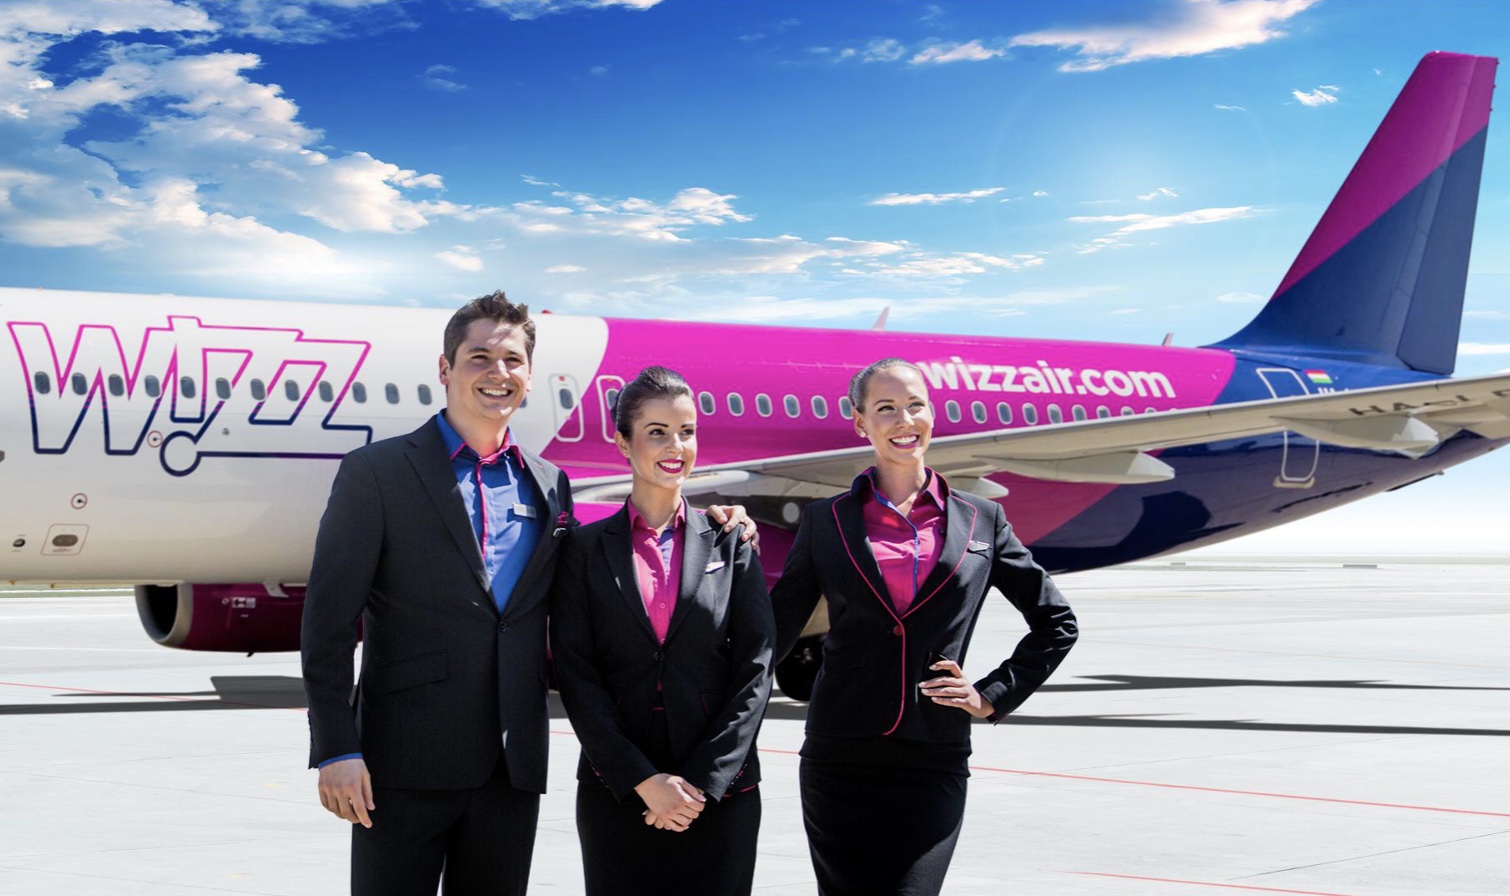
1212, 52, 1497, 374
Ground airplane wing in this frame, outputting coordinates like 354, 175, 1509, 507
571, 372, 1510, 501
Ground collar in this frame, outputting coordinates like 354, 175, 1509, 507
436, 411, 519, 466
852, 466, 948, 509
628, 497, 688, 534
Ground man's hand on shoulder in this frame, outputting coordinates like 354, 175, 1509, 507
317, 757, 374, 828
706, 504, 760, 552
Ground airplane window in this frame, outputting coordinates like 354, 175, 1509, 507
108, 374, 125, 397
1047, 404, 1062, 424
32, 372, 51, 395
71, 373, 87, 395
971, 401, 987, 424
784, 395, 800, 418
216, 378, 231, 400
319, 381, 334, 402
352, 382, 367, 403
418, 384, 433, 405
251, 379, 266, 400
1145, 407, 1156, 414
944, 400, 961, 423
180, 376, 197, 398
812, 396, 829, 419
558, 387, 574, 410
1072, 405, 1087, 422
996, 402, 1012, 425
1120, 406, 1134, 416
1097, 406, 1111, 419
698, 391, 714, 415
285, 380, 300, 401
1023, 404, 1038, 425
385, 383, 399, 404
144, 375, 161, 398
755, 394, 772, 417
727, 393, 745, 416
607, 388, 620, 411
838, 396, 853, 419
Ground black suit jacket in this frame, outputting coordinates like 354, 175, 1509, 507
771, 472, 1077, 745
301, 418, 572, 793
550, 506, 774, 802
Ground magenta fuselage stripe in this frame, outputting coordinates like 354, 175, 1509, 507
830, 496, 909, 735
1273, 53, 1495, 298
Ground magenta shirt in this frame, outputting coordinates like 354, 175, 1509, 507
860, 468, 946, 616
628, 500, 686, 644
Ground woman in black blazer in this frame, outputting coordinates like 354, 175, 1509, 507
551, 366, 775, 896
771, 358, 1079, 896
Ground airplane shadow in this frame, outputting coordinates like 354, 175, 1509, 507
4, 673, 1508, 738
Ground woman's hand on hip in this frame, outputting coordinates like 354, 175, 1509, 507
920, 658, 996, 719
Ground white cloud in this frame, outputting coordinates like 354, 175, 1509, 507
1071, 206, 1256, 253
825, 38, 906, 64
871, 187, 1005, 206
201, 0, 411, 44
1138, 186, 1178, 201
421, 64, 467, 91
1292, 85, 1339, 106
470, 0, 666, 21
1217, 290, 1264, 303
506, 186, 751, 242
546, 264, 585, 273
1458, 343, 1510, 356
437, 246, 483, 271
1215, 103, 1247, 111
1111, 308, 1141, 315
1011, 0, 1318, 72
910, 40, 1005, 65
1032, 190, 1049, 197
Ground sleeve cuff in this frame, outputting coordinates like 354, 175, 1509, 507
317, 752, 363, 768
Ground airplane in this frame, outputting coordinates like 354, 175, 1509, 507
3, 52, 1507, 701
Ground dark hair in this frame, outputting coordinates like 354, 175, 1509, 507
443, 290, 536, 364
848, 357, 926, 413
614, 366, 694, 438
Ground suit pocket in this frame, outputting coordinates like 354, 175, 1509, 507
367, 650, 448, 696
822, 641, 865, 672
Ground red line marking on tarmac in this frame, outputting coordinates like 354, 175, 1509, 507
969, 763, 1510, 819
1064, 872, 1359, 895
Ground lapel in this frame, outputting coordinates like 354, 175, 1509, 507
600, 507, 660, 643
500, 447, 565, 621
831, 492, 897, 621
906, 492, 980, 618
404, 420, 492, 603
665, 508, 714, 644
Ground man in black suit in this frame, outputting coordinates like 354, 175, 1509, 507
302, 291, 566, 895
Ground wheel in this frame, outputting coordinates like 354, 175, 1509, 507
774, 635, 823, 702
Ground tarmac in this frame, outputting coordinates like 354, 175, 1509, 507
2, 558, 1508, 896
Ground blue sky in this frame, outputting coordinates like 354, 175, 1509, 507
3, 0, 1508, 552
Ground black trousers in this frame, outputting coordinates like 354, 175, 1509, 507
799, 758, 967, 896
350, 755, 539, 896
575, 778, 761, 896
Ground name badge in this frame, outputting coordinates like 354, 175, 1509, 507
968, 540, 991, 552
513, 503, 539, 519
704, 560, 726, 573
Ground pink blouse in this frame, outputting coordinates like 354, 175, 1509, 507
860, 469, 946, 616
628, 500, 686, 644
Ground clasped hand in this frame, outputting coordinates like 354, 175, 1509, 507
919, 658, 996, 719
635, 773, 705, 832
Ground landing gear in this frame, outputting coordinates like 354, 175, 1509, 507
775, 635, 823, 702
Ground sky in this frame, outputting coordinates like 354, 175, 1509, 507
2, 0, 1508, 554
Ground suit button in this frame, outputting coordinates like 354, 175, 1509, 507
892, 624, 904, 636
652, 651, 664, 661
498, 622, 509, 633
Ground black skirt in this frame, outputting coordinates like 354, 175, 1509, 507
574, 708, 761, 896
798, 737, 969, 896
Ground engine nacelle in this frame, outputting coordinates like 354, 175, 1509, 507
135, 583, 306, 653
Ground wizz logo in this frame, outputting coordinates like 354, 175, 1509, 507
8, 316, 373, 476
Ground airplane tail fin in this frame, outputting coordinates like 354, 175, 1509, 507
1211, 52, 1497, 375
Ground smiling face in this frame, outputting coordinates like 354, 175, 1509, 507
854, 365, 933, 469
438, 318, 533, 445
615, 394, 698, 497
